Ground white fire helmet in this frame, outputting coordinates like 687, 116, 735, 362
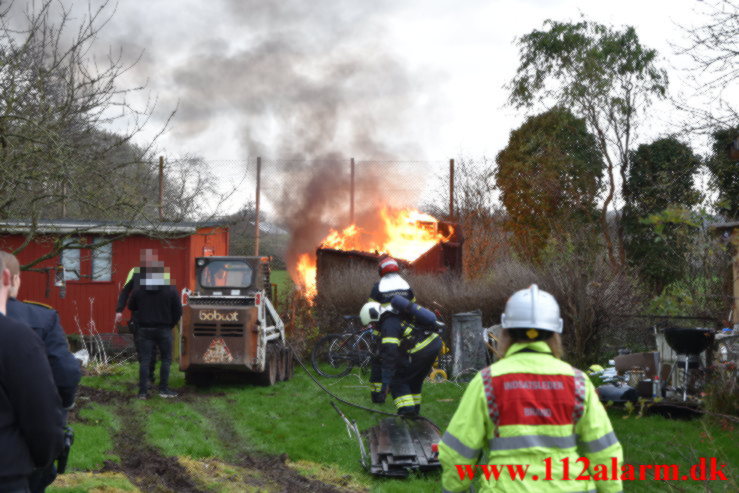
360, 301, 382, 326
501, 284, 563, 333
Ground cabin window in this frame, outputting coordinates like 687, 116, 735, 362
61, 246, 81, 281
91, 240, 112, 281
60, 238, 113, 282
200, 260, 254, 288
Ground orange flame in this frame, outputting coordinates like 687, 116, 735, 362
296, 253, 317, 300
293, 207, 452, 301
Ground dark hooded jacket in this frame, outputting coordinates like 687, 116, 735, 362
127, 279, 182, 329
0, 313, 64, 482
6, 298, 81, 408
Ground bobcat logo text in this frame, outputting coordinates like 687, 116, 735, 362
198, 310, 239, 322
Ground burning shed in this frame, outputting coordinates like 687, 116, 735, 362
295, 208, 462, 301
316, 221, 460, 277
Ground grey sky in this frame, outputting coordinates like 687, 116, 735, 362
89, 0, 733, 163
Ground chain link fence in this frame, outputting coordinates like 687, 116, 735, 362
214, 152, 733, 364
2, 147, 734, 355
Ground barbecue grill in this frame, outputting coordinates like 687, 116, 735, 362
662, 327, 714, 401
664, 327, 714, 355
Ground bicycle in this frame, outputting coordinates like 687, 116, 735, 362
426, 305, 452, 382
311, 315, 376, 378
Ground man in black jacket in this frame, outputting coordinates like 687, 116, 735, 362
128, 266, 182, 399
0, 254, 64, 492
0, 252, 81, 493
114, 249, 161, 383
1, 252, 81, 409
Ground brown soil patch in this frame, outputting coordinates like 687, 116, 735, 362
73, 384, 353, 491
177, 456, 277, 492
68, 386, 129, 423
176, 386, 226, 402
190, 401, 349, 493
78, 386, 130, 404
112, 404, 205, 493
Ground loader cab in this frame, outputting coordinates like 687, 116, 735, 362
194, 256, 270, 296
181, 255, 288, 386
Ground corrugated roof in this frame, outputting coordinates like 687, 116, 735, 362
248, 220, 289, 235
0, 219, 227, 235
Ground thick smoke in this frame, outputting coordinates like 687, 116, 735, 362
8, 0, 436, 273
154, 0, 432, 270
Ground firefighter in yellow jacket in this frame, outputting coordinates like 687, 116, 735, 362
439, 285, 623, 493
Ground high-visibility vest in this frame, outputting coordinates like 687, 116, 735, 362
439, 340, 623, 493
125, 267, 171, 285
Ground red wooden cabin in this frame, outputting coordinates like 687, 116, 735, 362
0, 220, 229, 335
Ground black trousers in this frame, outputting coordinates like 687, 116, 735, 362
27, 464, 54, 493
133, 325, 157, 381
138, 327, 172, 394
0, 477, 30, 493
390, 336, 442, 415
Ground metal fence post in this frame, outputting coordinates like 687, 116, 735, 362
158, 156, 164, 220
350, 157, 355, 224
255, 156, 262, 256
449, 158, 455, 218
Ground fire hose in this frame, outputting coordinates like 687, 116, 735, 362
285, 341, 443, 470
282, 296, 449, 430
284, 340, 442, 431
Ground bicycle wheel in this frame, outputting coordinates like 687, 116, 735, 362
311, 334, 355, 378
353, 331, 374, 373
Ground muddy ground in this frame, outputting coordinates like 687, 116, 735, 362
190, 400, 345, 493
75, 385, 348, 493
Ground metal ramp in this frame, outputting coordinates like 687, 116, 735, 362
368, 417, 441, 477
332, 403, 441, 478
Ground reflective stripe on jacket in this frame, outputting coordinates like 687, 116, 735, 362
439, 341, 623, 493
376, 315, 440, 387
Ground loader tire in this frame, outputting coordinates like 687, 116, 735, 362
255, 345, 278, 386
284, 348, 294, 381
276, 347, 287, 382
278, 346, 293, 381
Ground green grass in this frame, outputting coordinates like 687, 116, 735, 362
145, 399, 229, 458
269, 269, 293, 306
609, 408, 738, 492
66, 404, 120, 470
81, 364, 136, 391
64, 362, 738, 492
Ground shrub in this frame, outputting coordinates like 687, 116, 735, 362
314, 264, 376, 332
311, 233, 641, 368
704, 362, 739, 418
280, 286, 320, 357
532, 238, 643, 367
409, 273, 502, 325
312, 259, 533, 333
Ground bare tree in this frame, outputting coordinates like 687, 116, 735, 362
674, 0, 739, 129
0, 1, 237, 268
425, 157, 505, 278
